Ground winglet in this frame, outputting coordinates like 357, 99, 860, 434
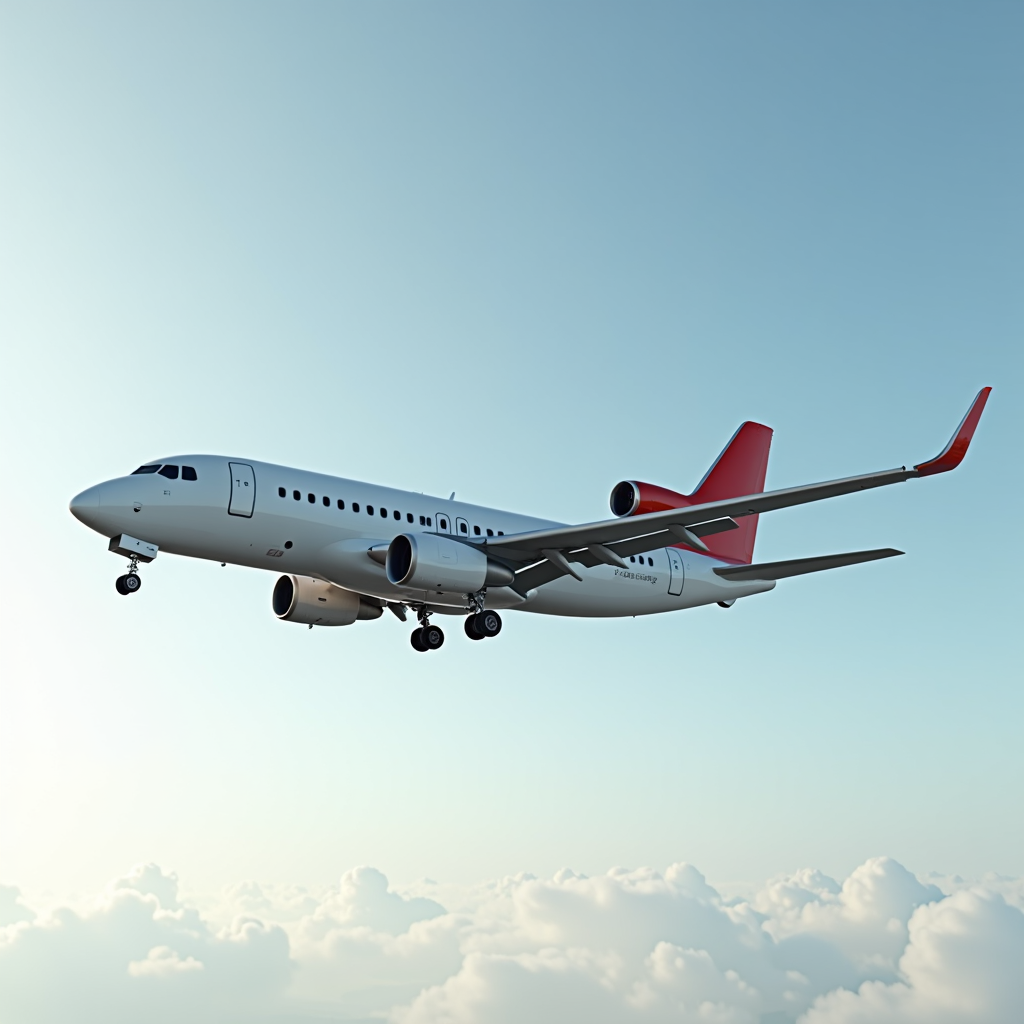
913, 387, 991, 477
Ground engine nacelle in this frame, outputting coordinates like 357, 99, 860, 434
272, 575, 383, 626
610, 480, 692, 518
386, 534, 514, 594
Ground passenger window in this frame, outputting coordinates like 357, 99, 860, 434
473, 525, 481, 535
394, 510, 401, 520
439, 518, 447, 530
158, 465, 179, 480
460, 522, 468, 533
630, 556, 636, 563
132, 465, 161, 475
323, 496, 329, 506
497, 531, 504, 536
278, 487, 286, 498
307, 493, 315, 503
338, 499, 345, 510
407, 513, 413, 523
293, 490, 300, 500
426, 517, 432, 527
419, 515, 425, 526
486, 528, 493, 537
648, 557, 653, 566
380, 507, 387, 518
353, 502, 360, 512
367, 505, 374, 515
182, 466, 197, 481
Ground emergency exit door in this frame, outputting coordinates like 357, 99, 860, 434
667, 548, 684, 596
228, 463, 256, 517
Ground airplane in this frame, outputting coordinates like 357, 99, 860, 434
69, 388, 991, 652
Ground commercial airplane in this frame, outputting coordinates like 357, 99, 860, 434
69, 388, 990, 652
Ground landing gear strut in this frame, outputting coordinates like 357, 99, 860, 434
115, 555, 142, 596
410, 607, 444, 652
465, 610, 502, 640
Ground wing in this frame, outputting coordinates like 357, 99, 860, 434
480, 388, 990, 594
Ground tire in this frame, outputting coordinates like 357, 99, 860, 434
115, 575, 129, 595
421, 624, 445, 650
464, 616, 484, 640
123, 573, 142, 593
476, 611, 502, 638
410, 628, 427, 652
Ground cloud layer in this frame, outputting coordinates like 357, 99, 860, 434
1, 858, 1020, 1023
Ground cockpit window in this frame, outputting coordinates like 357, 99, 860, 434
182, 466, 197, 481
132, 465, 161, 475
158, 465, 179, 480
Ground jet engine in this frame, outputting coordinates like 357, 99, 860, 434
273, 575, 383, 626
385, 534, 514, 594
610, 480, 691, 517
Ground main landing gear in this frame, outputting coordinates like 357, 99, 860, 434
464, 610, 502, 641
411, 623, 445, 652
115, 555, 143, 596
410, 604, 503, 653
410, 607, 445, 652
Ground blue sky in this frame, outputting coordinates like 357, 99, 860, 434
1, 0, 1021, 916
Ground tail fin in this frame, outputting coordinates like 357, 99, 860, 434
609, 422, 773, 564
690, 422, 773, 563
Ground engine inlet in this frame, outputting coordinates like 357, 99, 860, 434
610, 481, 639, 517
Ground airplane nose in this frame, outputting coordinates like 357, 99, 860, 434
70, 485, 101, 524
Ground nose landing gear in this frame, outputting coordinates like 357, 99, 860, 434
115, 555, 143, 596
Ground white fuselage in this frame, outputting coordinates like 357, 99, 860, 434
70, 455, 774, 619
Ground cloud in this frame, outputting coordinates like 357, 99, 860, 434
127, 945, 205, 978
801, 887, 1024, 1024
114, 862, 182, 909
0, 865, 290, 1024
0, 885, 34, 927
754, 857, 944, 972
1, 859, 1019, 1024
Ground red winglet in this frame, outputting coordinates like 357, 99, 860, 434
913, 387, 992, 477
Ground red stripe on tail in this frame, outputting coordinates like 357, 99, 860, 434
689, 422, 773, 563
611, 422, 773, 564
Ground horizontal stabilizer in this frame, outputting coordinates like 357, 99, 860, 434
713, 548, 903, 582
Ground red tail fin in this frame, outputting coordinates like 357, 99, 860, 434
609, 421, 773, 564
689, 422, 773, 563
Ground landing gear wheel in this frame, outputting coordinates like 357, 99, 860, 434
465, 616, 485, 640
410, 628, 427, 652
474, 610, 502, 638
421, 624, 445, 650
123, 573, 142, 594
115, 575, 129, 596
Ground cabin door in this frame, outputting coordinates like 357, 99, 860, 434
228, 463, 256, 517
667, 547, 684, 596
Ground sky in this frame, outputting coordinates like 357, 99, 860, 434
1, 2, 1022, 1022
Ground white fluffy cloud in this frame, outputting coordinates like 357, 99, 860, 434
1, 858, 1020, 1024
802, 887, 1024, 1024
0, 864, 290, 1024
